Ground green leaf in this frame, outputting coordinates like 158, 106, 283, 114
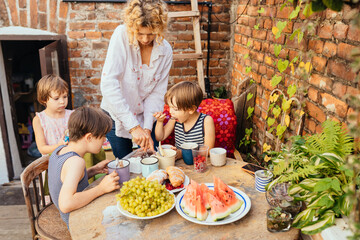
298, 31, 304, 43
287, 84, 297, 98
292, 208, 316, 228
300, 211, 335, 235
303, 3, 313, 18
290, 29, 300, 41
246, 66, 252, 73
275, 21, 287, 39
291, 56, 299, 64
277, 59, 289, 73
281, 98, 292, 112
249, 79, 255, 85
331, 178, 341, 192
276, 21, 287, 33
276, 124, 287, 136
254, 24, 259, 30
247, 107, 254, 119
274, 44, 282, 57
267, 118, 275, 127
247, 41, 251, 47
272, 106, 281, 118
271, 75, 282, 87
289, 6, 300, 20
314, 178, 332, 192
247, 92, 254, 101
280, 2, 287, 11
268, 127, 275, 133
322, 0, 343, 12
311, 0, 327, 12
257, 7, 265, 13
244, 53, 249, 59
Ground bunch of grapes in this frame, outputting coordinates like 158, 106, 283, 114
116, 177, 174, 217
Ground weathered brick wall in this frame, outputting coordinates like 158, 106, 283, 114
0, 0, 232, 107
231, 0, 359, 156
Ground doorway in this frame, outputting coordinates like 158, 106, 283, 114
0, 29, 71, 182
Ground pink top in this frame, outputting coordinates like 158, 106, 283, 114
36, 109, 74, 145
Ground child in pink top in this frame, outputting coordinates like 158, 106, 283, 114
33, 75, 73, 155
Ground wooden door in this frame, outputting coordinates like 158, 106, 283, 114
39, 39, 72, 108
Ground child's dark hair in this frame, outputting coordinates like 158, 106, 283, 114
68, 107, 112, 142
37, 74, 69, 106
165, 81, 203, 110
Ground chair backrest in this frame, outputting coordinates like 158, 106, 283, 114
20, 155, 51, 239
162, 98, 237, 158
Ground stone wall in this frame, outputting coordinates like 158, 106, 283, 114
231, 0, 360, 156
0, 0, 232, 106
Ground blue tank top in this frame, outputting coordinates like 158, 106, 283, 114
48, 145, 89, 227
174, 113, 207, 148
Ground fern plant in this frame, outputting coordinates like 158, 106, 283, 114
304, 120, 353, 158
266, 120, 355, 235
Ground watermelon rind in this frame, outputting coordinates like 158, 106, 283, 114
196, 195, 208, 221
208, 194, 232, 221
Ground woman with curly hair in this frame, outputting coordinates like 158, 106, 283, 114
101, 0, 172, 158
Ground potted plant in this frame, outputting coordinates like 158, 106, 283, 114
267, 207, 292, 232
265, 120, 354, 235
266, 183, 302, 218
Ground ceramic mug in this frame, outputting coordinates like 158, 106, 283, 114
156, 149, 176, 169
180, 142, 198, 165
209, 147, 227, 166
107, 159, 130, 184
255, 170, 273, 193
140, 157, 159, 177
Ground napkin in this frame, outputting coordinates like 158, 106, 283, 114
128, 156, 142, 174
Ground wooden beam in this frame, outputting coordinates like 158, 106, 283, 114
168, 11, 200, 18
173, 53, 202, 59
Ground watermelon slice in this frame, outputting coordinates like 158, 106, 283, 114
208, 193, 231, 221
214, 177, 243, 213
200, 184, 212, 209
196, 194, 208, 221
182, 180, 198, 217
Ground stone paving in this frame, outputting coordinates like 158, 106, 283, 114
0, 181, 32, 240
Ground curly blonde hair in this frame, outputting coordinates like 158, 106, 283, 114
123, 0, 168, 46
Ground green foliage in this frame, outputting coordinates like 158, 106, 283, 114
268, 120, 354, 235
213, 86, 227, 99
304, 120, 353, 158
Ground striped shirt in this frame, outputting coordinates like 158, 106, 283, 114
174, 113, 207, 148
48, 145, 89, 228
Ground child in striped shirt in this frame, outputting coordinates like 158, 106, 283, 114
153, 81, 215, 159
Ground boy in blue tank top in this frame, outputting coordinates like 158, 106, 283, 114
153, 81, 215, 160
48, 107, 120, 227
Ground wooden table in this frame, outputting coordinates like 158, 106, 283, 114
69, 158, 300, 240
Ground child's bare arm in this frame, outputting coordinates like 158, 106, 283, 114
153, 112, 176, 141
58, 156, 119, 213
87, 159, 111, 178
33, 116, 65, 155
203, 115, 215, 150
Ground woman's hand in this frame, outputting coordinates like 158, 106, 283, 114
131, 127, 154, 153
153, 112, 166, 123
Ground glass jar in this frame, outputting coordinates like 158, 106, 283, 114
267, 209, 292, 232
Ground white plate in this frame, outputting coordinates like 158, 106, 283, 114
168, 175, 190, 193
175, 183, 251, 225
117, 191, 175, 220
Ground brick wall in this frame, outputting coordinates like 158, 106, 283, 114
231, 0, 360, 156
0, 0, 232, 106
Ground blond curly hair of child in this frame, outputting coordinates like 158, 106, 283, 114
123, 0, 168, 46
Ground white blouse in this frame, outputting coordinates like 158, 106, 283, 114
100, 25, 173, 139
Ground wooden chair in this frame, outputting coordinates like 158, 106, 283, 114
20, 155, 72, 240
